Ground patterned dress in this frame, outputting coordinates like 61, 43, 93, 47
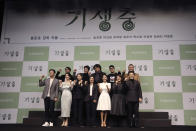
60, 81, 73, 117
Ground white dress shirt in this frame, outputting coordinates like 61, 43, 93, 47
90, 84, 93, 96
47, 78, 54, 97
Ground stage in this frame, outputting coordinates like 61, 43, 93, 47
1, 124, 196, 131
0, 0, 196, 127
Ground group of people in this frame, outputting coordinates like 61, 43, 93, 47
39, 64, 143, 128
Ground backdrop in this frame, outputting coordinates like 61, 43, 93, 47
0, 3, 196, 125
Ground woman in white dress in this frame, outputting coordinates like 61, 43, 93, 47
97, 74, 111, 127
59, 73, 74, 127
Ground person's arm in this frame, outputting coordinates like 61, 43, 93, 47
73, 69, 77, 80
70, 81, 74, 90
39, 75, 46, 87
58, 80, 62, 90
93, 84, 98, 103
137, 74, 141, 83
117, 70, 121, 75
80, 80, 86, 92
124, 81, 128, 92
107, 74, 110, 83
98, 83, 102, 93
88, 71, 91, 77
122, 81, 127, 94
71, 74, 75, 81
54, 80, 59, 101
111, 83, 116, 95
138, 82, 143, 102
107, 83, 111, 93
122, 70, 125, 78
55, 70, 61, 79
83, 83, 88, 92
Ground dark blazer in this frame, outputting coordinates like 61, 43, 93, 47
125, 79, 142, 102
112, 82, 126, 95
72, 81, 86, 99
84, 84, 98, 102
39, 78, 59, 100
91, 71, 106, 84
73, 72, 90, 84
55, 71, 74, 81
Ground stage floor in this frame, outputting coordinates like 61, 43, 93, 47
1, 124, 196, 131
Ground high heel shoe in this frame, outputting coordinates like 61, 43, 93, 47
61, 122, 65, 126
103, 122, 106, 127
101, 122, 104, 127
65, 121, 68, 127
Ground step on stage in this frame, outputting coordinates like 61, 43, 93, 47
1, 124, 196, 131
23, 111, 171, 127
1, 111, 196, 131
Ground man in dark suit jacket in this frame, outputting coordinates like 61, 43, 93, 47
84, 76, 98, 126
121, 64, 140, 83
55, 67, 75, 81
91, 64, 106, 84
39, 69, 59, 127
125, 71, 142, 128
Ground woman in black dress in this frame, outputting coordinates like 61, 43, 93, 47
72, 73, 85, 126
110, 74, 126, 126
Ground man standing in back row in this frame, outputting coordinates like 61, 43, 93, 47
122, 64, 140, 82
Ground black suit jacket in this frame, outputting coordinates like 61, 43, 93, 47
55, 71, 74, 81
91, 71, 106, 84
84, 84, 98, 102
72, 81, 86, 99
73, 72, 90, 84
125, 79, 142, 102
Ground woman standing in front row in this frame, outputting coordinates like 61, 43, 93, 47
72, 73, 85, 126
84, 76, 98, 126
59, 73, 74, 127
110, 75, 126, 126
97, 74, 111, 127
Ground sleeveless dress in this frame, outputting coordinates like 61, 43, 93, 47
97, 82, 111, 111
60, 81, 73, 117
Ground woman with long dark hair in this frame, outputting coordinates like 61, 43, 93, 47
59, 73, 73, 127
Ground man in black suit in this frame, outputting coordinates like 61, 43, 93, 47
91, 64, 106, 84
125, 71, 142, 128
84, 76, 98, 126
55, 67, 75, 81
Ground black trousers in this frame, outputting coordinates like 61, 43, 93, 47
127, 102, 139, 127
85, 97, 97, 126
110, 115, 125, 127
44, 97, 55, 123
72, 98, 84, 125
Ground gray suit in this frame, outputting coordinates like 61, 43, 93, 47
39, 78, 59, 100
